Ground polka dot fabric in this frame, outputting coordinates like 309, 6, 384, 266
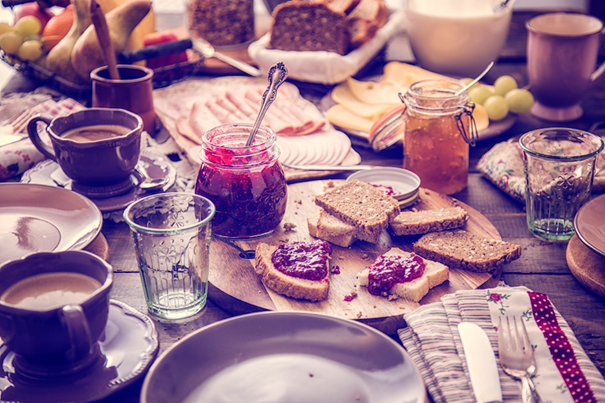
529, 291, 597, 403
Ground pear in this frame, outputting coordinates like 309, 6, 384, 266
45, 0, 91, 84
70, 0, 151, 82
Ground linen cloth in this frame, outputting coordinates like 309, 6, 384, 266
477, 139, 605, 204
0, 97, 85, 180
399, 286, 605, 403
248, 10, 406, 85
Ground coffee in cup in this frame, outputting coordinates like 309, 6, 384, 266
27, 108, 143, 195
0, 250, 113, 377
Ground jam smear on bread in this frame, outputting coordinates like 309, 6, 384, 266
271, 240, 332, 281
367, 254, 425, 296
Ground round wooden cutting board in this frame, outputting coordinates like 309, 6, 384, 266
208, 180, 501, 334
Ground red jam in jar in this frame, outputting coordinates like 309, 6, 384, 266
367, 254, 425, 296
271, 240, 332, 281
194, 124, 287, 238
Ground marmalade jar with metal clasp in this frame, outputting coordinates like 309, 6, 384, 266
194, 123, 288, 239
401, 79, 477, 195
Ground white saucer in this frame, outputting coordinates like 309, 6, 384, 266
0, 300, 159, 403
21, 152, 177, 212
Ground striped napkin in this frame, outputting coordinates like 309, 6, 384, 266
399, 287, 605, 403
0, 98, 85, 180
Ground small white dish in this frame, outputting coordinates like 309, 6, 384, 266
347, 167, 421, 200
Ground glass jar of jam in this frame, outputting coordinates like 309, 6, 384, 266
402, 79, 476, 195
194, 124, 288, 239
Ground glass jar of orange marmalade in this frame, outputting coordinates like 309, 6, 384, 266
402, 79, 476, 195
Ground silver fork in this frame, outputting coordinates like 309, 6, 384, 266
498, 316, 543, 403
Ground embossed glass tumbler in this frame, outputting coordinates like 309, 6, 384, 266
520, 128, 603, 241
124, 193, 215, 319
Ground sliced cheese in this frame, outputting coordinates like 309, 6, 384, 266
347, 77, 407, 105
332, 82, 399, 120
381, 61, 448, 88
326, 104, 374, 134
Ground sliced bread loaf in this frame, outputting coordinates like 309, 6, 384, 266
413, 230, 522, 273
314, 179, 400, 237
269, 1, 350, 55
389, 206, 468, 236
254, 240, 332, 301
357, 248, 449, 302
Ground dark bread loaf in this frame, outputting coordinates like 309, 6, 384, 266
269, 1, 350, 55
413, 230, 522, 273
314, 179, 400, 237
389, 207, 468, 236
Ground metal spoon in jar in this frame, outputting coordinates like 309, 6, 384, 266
245, 62, 288, 147
455, 61, 494, 96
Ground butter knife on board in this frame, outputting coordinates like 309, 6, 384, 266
458, 322, 503, 403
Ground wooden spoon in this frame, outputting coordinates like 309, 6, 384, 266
90, 0, 120, 80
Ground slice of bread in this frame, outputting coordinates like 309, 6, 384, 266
413, 230, 522, 273
314, 179, 400, 237
347, 0, 389, 48
308, 209, 382, 247
323, 0, 361, 14
389, 206, 469, 236
254, 241, 331, 301
357, 248, 449, 302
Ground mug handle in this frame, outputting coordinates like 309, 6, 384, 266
590, 27, 605, 84
27, 114, 57, 161
60, 304, 94, 363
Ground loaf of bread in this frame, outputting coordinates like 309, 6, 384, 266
254, 240, 332, 301
357, 248, 449, 302
389, 206, 468, 236
188, 0, 255, 47
314, 179, 400, 237
308, 208, 381, 247
269, 1, 350, 55
413, 230, 522, 273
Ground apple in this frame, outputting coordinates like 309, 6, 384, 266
13, 3, 53, 34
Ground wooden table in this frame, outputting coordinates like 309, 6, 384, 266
2, 10, 605, 403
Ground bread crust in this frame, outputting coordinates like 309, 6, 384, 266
389, 206, 468, 236
413, 230, 522, 273
254, 242, 330, 301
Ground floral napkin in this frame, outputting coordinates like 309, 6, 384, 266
477, 139, 605, 204
398, 286, 605, 403
0, 97, 86, 181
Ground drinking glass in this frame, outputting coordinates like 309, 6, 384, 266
124, 193, 215, 319
520, 128, 603, 240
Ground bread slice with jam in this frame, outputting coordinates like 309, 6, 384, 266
254, 240, 332, 301
357, 248, 449, 302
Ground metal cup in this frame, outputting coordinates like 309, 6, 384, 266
123, 193, 215, 319
520, 128, 604, 240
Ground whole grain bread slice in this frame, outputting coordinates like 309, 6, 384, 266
389, 206, 468, 236
314, 179, 400, 237
254, 242, 330, 301
308, 209, 382, 247
413, 230, 522, 273
357, 248, 449, 302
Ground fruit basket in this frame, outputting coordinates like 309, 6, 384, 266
1, 48, 204, 102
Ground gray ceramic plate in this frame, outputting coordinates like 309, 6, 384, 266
0, 183, 103, 265
141, 311, 426, 403
574, 193, 605, 257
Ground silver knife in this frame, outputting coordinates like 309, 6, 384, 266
458, 322, 503, 403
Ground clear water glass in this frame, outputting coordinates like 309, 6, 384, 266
520, 128, 603, 240
124, 193, 215, 319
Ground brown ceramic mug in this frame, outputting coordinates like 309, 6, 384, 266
526, 12, 605, 121
27, 108, 143, 189
0, 250, 113, 377
91, 64, 155, 135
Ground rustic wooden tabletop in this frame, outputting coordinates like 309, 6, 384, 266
2, 9, 604, 403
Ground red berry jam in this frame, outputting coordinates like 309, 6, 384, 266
271, 240, 332, 281
367, 254, 425, 296
195, 124, 287, 238
372, 184, 403, 196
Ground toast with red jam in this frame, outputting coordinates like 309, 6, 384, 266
357, 248, 449, 302
254, 240, 333, 301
